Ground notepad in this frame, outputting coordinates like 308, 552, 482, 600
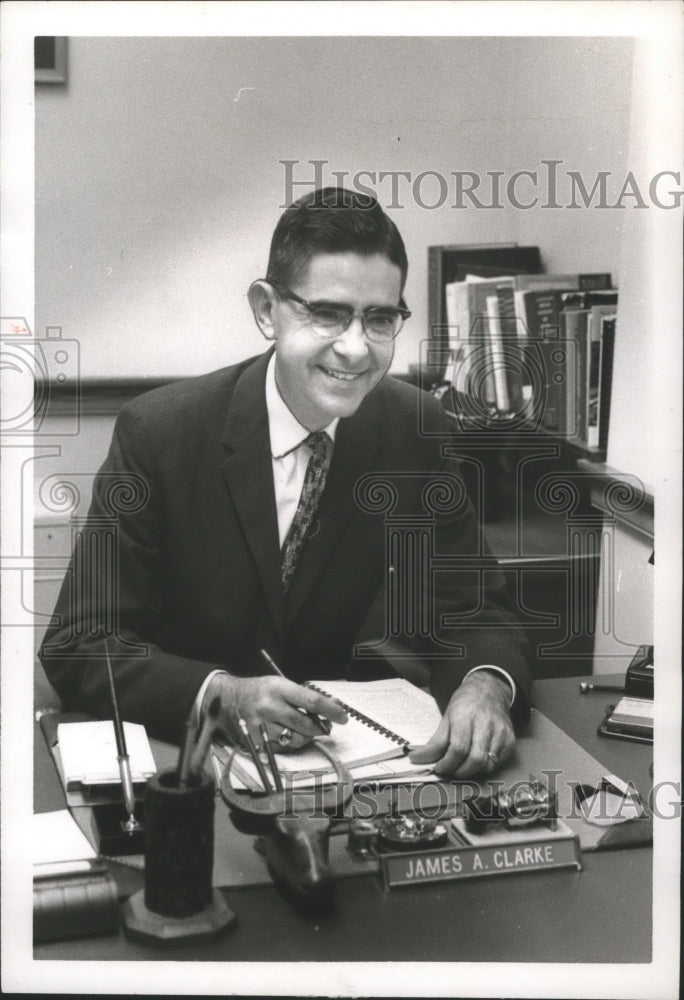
57, 720, 157, 789
226, 677, 442, 788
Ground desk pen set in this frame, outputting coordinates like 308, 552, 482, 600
91, 646, 234, 945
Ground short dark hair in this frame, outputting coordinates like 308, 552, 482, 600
266, 187, 408, 292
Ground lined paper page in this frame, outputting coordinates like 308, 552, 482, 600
313, 678, 441, 749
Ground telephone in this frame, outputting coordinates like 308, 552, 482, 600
625, 644, 654, 699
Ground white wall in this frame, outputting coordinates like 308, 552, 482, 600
606, 34, 682, 491
36, 36, 634, 379
591, 31, 682, 670
593, 526, 654, 672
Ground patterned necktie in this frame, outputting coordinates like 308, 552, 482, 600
281, 430, 333, 592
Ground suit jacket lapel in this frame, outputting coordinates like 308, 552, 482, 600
285, 393, 381, 626
220, 349, 285, 639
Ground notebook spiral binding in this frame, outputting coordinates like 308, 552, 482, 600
306, 682, 409, 751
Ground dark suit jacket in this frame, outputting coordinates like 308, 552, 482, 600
40, 349, 531, 743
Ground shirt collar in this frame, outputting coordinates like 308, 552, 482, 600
265, 354, 339, 459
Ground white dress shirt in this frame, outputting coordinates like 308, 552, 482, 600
194, 355, 515, 720
265, 354, 339, 546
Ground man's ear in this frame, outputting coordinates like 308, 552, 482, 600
248, 280, 278, 341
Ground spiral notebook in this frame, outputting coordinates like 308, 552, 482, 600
226, 677, 442, 788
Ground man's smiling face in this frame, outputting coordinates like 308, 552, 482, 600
272, 252, 402, 430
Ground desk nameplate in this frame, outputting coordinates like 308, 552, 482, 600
380, 835, 582, 889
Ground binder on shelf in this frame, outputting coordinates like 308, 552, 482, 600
589, 313, 617, 451
561, 292, 618, 452
485, 294, 511, 413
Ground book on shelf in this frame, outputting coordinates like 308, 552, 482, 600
587, 311, 617, 450
561, 292, 618, 450
446, 275, 509, 408
559, 288, 618, 311
520, 288, 576, 434
493, 280, 526, 413
486, 294, 511, 413
563, 304, 593, 444
443, 279, 469, 389
561, 304, 585, 440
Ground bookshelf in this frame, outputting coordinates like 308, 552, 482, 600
420, 244, 622, 678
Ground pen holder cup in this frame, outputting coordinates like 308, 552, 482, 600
121, 769, 237, 946
144, 769, 214, 917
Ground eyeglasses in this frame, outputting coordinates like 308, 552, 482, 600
268, 281, 411, 343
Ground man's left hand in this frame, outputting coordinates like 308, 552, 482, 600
409, 671, 515, 778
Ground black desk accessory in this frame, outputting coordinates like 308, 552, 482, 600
625, 644, 654, 698
376, 813, 449, 852
579, 681, 624, 694
463, 780, 557, 834
347, 818, 379, 859
91, 800, 146, 856
220, 740, 353, 913
121, 768, 237, 947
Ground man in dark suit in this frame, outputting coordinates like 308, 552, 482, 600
41, 188, 531, 777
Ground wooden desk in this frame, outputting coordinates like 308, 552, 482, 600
34, 675, 652, 963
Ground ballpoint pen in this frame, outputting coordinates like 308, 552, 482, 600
258, 648, 332, 735
104, 639, 141, 834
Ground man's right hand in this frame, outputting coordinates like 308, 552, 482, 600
202, 672, 348, 751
